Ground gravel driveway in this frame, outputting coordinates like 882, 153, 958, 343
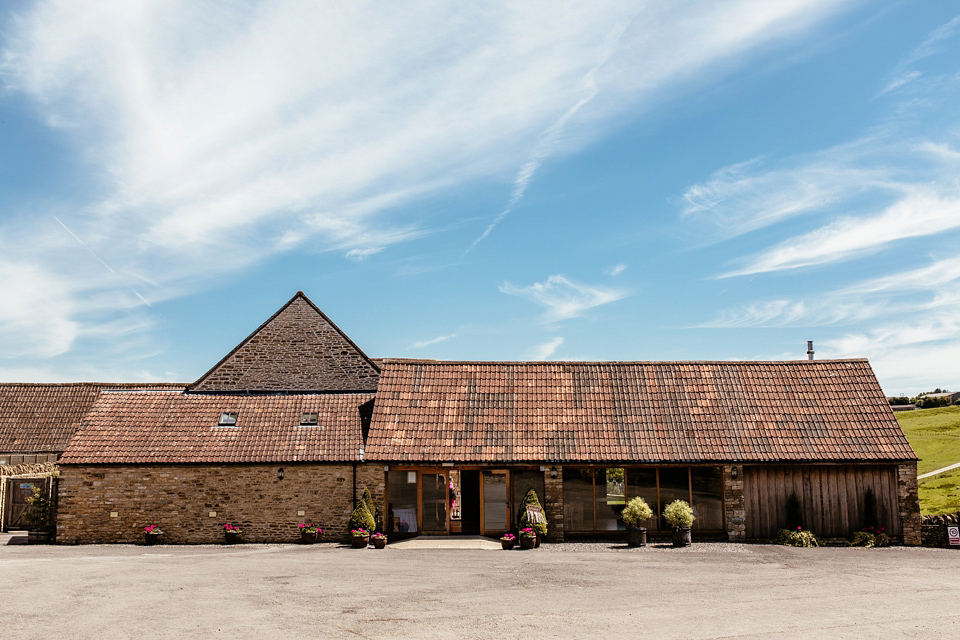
3, 537, 959, 639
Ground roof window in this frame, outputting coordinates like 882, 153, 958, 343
299, 412, 319, 426
218, 412, 239, 427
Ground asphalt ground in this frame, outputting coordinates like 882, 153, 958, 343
2, 535, 959, 639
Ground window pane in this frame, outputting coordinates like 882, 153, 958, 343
596, 468, 626, 531
421, 472, 448, 533
387, 470, 418, 533
658, 467, 690, 529
691, 467, 724, 530
482, 472, 508, 532
562, 468, 594, 532
511, 470, 545, 530
626, 468, 659, 530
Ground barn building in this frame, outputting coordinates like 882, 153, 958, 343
10, 291, 919, 544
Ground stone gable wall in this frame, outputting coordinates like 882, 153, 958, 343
194, 297, 379, 392
57, 462, 383, 544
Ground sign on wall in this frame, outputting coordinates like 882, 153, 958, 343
948, 526, 960, 546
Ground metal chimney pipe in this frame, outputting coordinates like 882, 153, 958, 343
807, 340, 814, 360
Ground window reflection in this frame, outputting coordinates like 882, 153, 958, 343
563, 468, 594, 531
596, 468, 625, 531
387, 470, 418, 534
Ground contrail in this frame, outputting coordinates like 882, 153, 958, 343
54, 216, 152, 307
464, 21, 629, 255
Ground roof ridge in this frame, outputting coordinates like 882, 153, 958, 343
377, 358, 871, 365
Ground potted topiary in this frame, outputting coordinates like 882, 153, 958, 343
517, 489, 547, 546
351, 528, 369, 548
500, 532, 516, 550
222, 523, 243, 543
298, 523, 321, 544
518, 527, 537, 550
621, 496, 653, 547
143, 524, 164, 545
371, 532, 387, 549
663, 500, 694, 547
348, 501, 376, 545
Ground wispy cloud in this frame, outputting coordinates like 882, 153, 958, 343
411, 333, 458, 349
605, 263, 627, 277
0, 0, 856, 376
720, 189, 960, 277
500, 274, 627, 322
532, 337, 564, 360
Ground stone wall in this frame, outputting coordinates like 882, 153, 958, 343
192, 295, 379, 392
543, 466, 564, 541
897, 463, 922, 546
723, 465, 745, 541
57, 462, 382, 544
920, 512, 959, 548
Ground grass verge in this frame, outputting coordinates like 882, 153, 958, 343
897, 405, 960, 514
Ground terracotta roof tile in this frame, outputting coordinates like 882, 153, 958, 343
60, 391, 373, 464
0, 383, 186, 454
366, 359, 916, 463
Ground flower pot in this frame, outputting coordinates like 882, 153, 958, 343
351, 535, 368, 549
672, 526, 691, 548
500, 539, 515, 550
144, 533, 163, 546
300, 531, 318, 544
372, 537, 387, 549
627, 527, 647, 547
519, 535, 535, 550
535, 533, 542, 548
224, 531, 243, 544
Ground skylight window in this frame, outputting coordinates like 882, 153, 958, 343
218, 412, 238, 427
300, 412, 319, 426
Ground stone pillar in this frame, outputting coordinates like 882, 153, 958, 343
723, 464, 746, 541
543, 465, 564, 541
897, 463, 921, 546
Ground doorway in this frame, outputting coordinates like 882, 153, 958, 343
459, 471, 481, 534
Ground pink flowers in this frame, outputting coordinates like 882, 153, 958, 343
500, 533, 516, 541
351, 528, 369, 536
222, 523, 243, 533
299, 523, 321, 533
372, 532, 387, 540
519, 527, 536, 538
143, 524, 161, 534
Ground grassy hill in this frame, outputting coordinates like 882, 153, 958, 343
896, 405, 960, 515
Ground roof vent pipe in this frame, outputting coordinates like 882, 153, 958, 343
807, 340, 815, 360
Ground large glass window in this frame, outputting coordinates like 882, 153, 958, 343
658, 467, 690, 529
596, 468, 626, 531
691, 467, 724, 530
626, 468, 659, 530
387, 470, 418, 534
563, 468, 594, 531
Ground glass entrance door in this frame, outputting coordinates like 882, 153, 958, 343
420, 472, 449, 533
481, 471, 509, 534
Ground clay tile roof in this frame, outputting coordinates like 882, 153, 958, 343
189, 292, 380, 393
366, 359, 916, 463
0, 383, 186, 454
59, 391, 374, 464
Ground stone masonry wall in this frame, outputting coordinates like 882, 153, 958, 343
544, 466, 564, 541
356, 462, 386, 529
193, 296, 379, 392
920, 512, 959, 548
898, 463, 922, 546
723, 465, 746, 541
57, 463, 380, 544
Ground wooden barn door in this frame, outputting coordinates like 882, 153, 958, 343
743, 465, 900, 539
3, 477, 51, 531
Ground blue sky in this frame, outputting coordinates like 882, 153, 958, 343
1, 1, 959, 395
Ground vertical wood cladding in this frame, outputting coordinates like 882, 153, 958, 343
57, 463, 385, 544
743, 464, 903, 540
191, 294, 379, 392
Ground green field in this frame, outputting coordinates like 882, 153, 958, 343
896, 405, 960, 515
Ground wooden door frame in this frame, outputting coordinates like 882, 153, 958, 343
479, 469, 510, 536
418, 469, 450, 535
